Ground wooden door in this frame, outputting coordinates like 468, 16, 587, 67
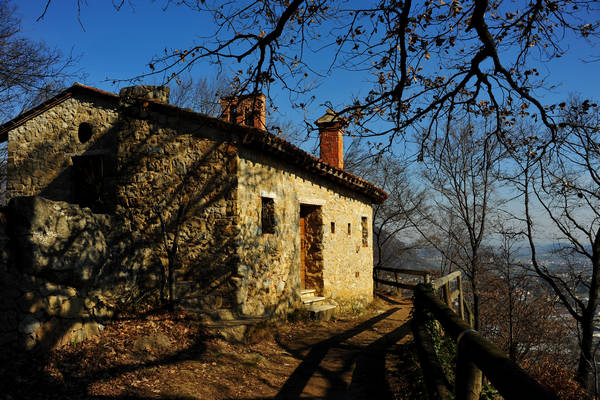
300, 214, 307, 289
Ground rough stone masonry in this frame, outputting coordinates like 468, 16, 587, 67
0, 83, 387, 349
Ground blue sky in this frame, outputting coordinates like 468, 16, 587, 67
17, 2, 370, 149
16, 1, 600, 130
18, 2, 215, 86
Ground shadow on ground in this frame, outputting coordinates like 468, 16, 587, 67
1, 294, 421, 399
268, 296, 414, 400
0, 313, 208, 400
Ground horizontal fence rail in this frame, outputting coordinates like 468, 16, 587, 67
372, 266, 558, 399
413, 283, 558, 400
373, 266, 431, 290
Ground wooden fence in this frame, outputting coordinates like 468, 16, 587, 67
429, 271, 474, 328
375, 267, 558, 400
373, 266, 431, 290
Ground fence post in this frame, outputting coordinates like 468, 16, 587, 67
458, 274, 465, 321
412, 288, 452, 400
455, 332, 482, 400
443, 282, 453, 311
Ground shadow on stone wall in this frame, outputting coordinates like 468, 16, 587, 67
1, 115, 160, 352
114, 107, 240, 315
0, 106, 248, 353
0, 197, 135, 351
38, 122, 120, 213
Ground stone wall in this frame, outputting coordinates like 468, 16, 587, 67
236, 147, 374, 315
7, 95, 120, 207
6, 90, 242, 316
113, 102, 240, 315
3, 90, 243, 347
0, 197, 132, 350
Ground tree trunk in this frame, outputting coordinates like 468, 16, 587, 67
577, 313, 595, 393
159, 260, 167, 304
471, 270, 480, 330
508, 280, 516, 362
578, 234, 600, 394
167, 251, 177, 311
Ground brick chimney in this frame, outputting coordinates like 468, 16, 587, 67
316, 109, 346, 170
220, 93, 266, 130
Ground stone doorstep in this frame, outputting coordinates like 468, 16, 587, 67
306, 303, 336, 312
300, 289, 316, 297
302, 296, 326, 305
300, 290, 337, 321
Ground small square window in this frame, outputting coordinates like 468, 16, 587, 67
347, 223, 351, 235
261, 197, 275, 234
331, 222, 335, 234
361, 217, 368, 247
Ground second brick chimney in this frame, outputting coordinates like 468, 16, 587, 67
315, 109, 346, 170
220, 93, 266, 130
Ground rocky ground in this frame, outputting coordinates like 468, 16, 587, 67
0, 293, 426, 399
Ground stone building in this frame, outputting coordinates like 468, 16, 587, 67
0, 83, 386, 347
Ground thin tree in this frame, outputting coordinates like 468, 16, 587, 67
0, 1, 76, 121
480, 224, 562, 364
479, 225, 583, 398
412, 122, 504, 329
169, 75, 231, 117
515, 99, 600, 393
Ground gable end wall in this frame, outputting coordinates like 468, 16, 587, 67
7, 95, 120, 204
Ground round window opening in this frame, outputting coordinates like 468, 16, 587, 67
78, 122, 93, 143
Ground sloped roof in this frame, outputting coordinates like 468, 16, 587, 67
0, 84, 387, 204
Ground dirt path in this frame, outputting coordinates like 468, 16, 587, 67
274, 295, 412, 399
2, 293, 416, 400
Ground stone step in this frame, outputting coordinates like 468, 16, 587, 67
300, 289, 316, 297
307, 304, 336, 321
302, 295, 326, 305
